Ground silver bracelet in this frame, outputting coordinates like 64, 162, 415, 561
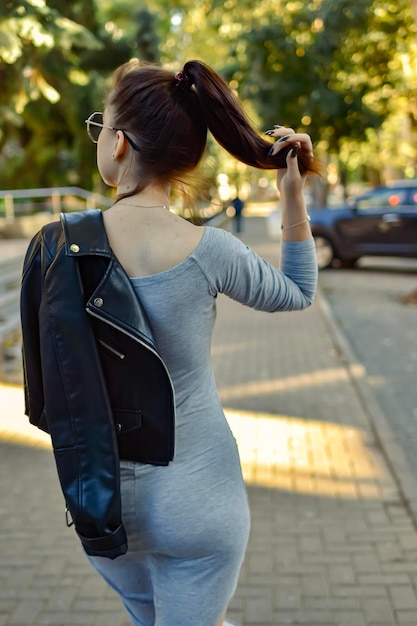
281, 216, 311, 230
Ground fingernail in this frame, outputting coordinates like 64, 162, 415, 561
267, 147, 275, 156
273, 124, 282, 128
291, 145, 298, 157
264, 129, 274, 135
278, 134, 291, 143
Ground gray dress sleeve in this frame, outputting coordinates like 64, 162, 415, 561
193, 227, 318, 312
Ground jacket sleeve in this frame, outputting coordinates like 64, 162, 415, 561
20, 224, 128, 559
20, 231, 49, 432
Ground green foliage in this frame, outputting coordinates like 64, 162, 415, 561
224, 1, 414, 143
0, 0, 135, 190
154, 0, 417, 183
210, 0, 416, 182
0, 0, 102, 115
1, 0, 416, 194
134, 6, 161, 63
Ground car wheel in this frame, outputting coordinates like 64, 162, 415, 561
313, 236, 335, 269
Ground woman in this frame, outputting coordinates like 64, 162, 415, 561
21, 60, 318, 626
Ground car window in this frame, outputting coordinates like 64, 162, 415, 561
356, 188, 408, 210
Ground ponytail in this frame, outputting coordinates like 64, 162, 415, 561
183, 60, 319, 175
107, 59, 319, 198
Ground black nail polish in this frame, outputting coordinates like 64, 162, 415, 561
291, 145, 298, 157
267, 147, 274, 156
278, 134, 291, 143
264, 130, 274, 135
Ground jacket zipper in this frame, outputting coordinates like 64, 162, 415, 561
86, 307, 176, 404
98, 338, 126, 360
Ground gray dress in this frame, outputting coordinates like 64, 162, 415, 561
88, 227, 317, 626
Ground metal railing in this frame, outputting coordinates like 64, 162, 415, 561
0, 187, 113, 222
0, 186, 227, 224
0, 187, 112, 379
0, 255, 23, 381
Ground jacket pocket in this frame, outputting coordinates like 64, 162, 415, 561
113, 409, 142, 434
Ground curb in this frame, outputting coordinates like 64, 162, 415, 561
316, 286, 417, 527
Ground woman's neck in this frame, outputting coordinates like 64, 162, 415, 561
114, 184, 170, 209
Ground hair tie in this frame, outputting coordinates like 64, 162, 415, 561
174, 69, 193, 90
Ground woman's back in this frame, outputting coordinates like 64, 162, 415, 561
103, 203, 205, 279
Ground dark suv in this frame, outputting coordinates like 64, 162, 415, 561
309, 180, 417, 269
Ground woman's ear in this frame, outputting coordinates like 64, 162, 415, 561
113, 130, 127, 160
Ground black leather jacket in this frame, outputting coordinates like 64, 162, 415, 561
20, 209, 175, 559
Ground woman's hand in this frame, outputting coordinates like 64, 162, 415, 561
265, 126, 314, 197
264, 125, 314, 241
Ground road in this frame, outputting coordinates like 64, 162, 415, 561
318, 256, 417, 515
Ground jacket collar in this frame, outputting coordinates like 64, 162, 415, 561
61, 209, 112, 257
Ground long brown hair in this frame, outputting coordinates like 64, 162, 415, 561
107, 59, 319, 196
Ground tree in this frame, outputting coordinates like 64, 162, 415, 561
0, 0, 136, 190
0, 0, 101, 134
2, 0, 416, 198
219, 0, 415, 189
411, 0, 417, 26
143, 0, 415, 203
135, 6, 161, 63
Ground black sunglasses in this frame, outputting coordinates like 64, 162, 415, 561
85, 112, 141, 151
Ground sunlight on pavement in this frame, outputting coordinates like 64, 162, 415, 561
225, 408, 388, 499
0, 383, 51, 449
1, 384, 388, 501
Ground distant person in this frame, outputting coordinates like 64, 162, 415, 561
20, 59, 319, 626
230, 195, 245, 233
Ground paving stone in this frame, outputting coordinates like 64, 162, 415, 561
2, 217, 417, 625
363, 596, 396, 622
36, 613, 95, 625
8, 600, 44, 625
396, 611, 417, 624
389, 585, 417, 610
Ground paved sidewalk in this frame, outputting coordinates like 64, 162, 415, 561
215, 217, 417, 626
1, 216, 417, 625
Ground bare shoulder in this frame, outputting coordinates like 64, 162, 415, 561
151, 209, 204, 249
103, 209, 206, 278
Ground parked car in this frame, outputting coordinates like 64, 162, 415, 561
309, 180, 417, 269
